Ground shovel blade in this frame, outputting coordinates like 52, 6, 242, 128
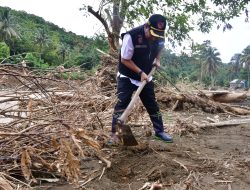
117, 124, 138, 146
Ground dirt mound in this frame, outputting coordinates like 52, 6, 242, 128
83, 124, 250, 190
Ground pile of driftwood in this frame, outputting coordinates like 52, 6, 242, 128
0, 63, 118, 188
1, 57, 250, 188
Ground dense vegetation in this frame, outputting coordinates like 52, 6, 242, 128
0, 6, 108, 70
159, 41, 250, 87
0, 5, 250, 87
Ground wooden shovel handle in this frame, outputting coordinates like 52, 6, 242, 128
118, 66, 157, 123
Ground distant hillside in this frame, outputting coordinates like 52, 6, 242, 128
0, 6, 108, 69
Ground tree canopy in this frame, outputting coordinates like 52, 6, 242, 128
0, 8, 19, 42
81, 0, 249, 52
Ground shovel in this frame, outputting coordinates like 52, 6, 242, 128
116, 66, 157, 146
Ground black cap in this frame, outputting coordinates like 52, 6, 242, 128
148, 14, 167, 39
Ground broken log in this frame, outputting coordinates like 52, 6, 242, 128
200, 118, 250, 128
157, 88, 250, 115
202, 91, 247, 103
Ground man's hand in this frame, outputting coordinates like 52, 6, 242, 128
140, 72, 148, 82
154, 58, 161, 69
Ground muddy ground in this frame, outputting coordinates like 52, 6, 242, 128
34, 110, 250, 190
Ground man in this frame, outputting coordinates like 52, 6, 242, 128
110, 14, 173, 144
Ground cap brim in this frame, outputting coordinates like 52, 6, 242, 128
150, 29, 165, 39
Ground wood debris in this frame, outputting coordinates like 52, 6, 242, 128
1, 59, 250, 188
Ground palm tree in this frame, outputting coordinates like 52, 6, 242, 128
202, 46, 221, 86
34, 28, 49, 67
229, 53, 242, 79
58, 43, 70, 64
192, 40, 212, 83
0, 9, 19, 42
34, 28, 49, 53
240, 45, 250, 83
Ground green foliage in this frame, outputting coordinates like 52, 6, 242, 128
1, 4, 249, 85
63, 34, 106, 70
228, 53, 242, 79
24, 52, 39, 67
0, 6, 107, 69
64, 51, 99, 70
24, 52, 48, 68
34, 28, 49, 52
159, 49, 197, 84
0, 8, 19, 42
158, 41, 250, 88
241, 45, 250, 67
1, 53, 25, 64
191, 40, 222, 86
216, 64, 229, 87
92, 34, 109, 51
82, 0, 249, 49
239, 68, 249, 81
0, 41, 10, 60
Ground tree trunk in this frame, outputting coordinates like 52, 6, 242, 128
156, 88, 250, 115
211, 74, 215, 87
107, 33, 118, 53
247, 63, 249, 85
204, 91, 247, 103
87, 0, 126, 53
200, 60, 203, 82
111, 1, 123, 49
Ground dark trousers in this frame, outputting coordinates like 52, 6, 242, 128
111, 77, 164, 134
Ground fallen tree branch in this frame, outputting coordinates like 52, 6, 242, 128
95, 152, 111, 168
173, 159, 189, 172
200, 118, 250, 128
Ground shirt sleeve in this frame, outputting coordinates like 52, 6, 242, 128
158, 39, 165, 49
121, 34, 134, 60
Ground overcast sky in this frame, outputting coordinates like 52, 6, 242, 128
0, 0, 250, 63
